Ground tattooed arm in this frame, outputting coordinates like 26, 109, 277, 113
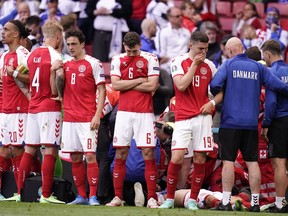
13, 78, 31, 100
56, 67, 65, 100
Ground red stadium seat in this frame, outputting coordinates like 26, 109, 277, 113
216, 1, 232, 17
219, 17, 234, 34
232, 2, 246, 16
267, 2, 288, 18
255, 2, 265, 18
281, 18, 288, 31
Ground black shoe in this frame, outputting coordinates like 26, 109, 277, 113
267, 204, 288, 213
249, 205, 260, 212
212, 202, 232, 211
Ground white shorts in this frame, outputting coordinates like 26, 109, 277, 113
183, 189, 223, 209
172, 115, 214, 158
61, 122, 97, 153
25, 112, 62, 146
2, 113, 27, 146
113, 111, 156, 148
0, 113, 2, 146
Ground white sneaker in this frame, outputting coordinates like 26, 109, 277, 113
147, 197, 159, 208
0, 193, 5, 200
105, 196, 124, 207
134, 182, 145, 207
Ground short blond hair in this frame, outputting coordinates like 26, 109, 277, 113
42, 20, 63, 38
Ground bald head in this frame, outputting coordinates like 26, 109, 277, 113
141, 18, 157, 38
18, 2, 30, 23
141, 18, 155, 32
225, 37, 244, 58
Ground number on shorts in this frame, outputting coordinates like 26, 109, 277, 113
146, 133, 151, 144
9, 131, 17, 143
32, 68, 40, 92
87, 138, 92, 150
203, 136, 212, 148
71, 73, 76, 84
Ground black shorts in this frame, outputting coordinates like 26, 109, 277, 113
267, 116, 288, 158
219, 128, 258, 162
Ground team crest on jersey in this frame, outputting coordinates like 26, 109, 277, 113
259, 150, 267, 159
9, 58, 14, 65
200, 67, 207, 75
78, 65, 86, 73
122, 62, 127, 66
136, 60, 144, 68
171, 65, 177, 73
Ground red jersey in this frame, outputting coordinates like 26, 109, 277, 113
98, 84, 119, 117
27, 46, 62, 113
131, 0, 150, 20
0, 46, 29, 113
110, 51, 159, 113
63, 55, 105, 122
171, 53, 216, 121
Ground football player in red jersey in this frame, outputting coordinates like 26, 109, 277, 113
17, 20, 65, 204
159, 31, 222, 210
56, 29, 106, 205
0, 20, 30, 201
106, 32, 160, 208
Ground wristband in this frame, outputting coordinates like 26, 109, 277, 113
210, 99, 216, 106
13, 70, 19, 78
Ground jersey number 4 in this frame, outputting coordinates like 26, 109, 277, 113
31, 68, 40, 92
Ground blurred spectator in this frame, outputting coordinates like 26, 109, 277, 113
233, 2, 262, 38
140, 17, 174, 116
17, 2, 31, 23
0, 1, 31, 25
39, 0, 81, 16
0, 0, 18, 18
146, 0, 174, 30
192, 0, 218, 24
85, 0, 132, 62
60, 13, 79, 58
200, 21, 219, 60
78, 0, 93, 45
241, 25, 258, 50
25, 15, 41, 51
180, 0, 198, 33
155, 7, 190, 73
211, 34, 232, 69
39, 0, 64, 26
256, 7, 288, 52
140, 18, 159, 57
128, 0, 150, 35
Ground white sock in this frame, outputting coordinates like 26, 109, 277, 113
250, 193, 259, 206
275, 197, 285, 209
222, 191, 231, 205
